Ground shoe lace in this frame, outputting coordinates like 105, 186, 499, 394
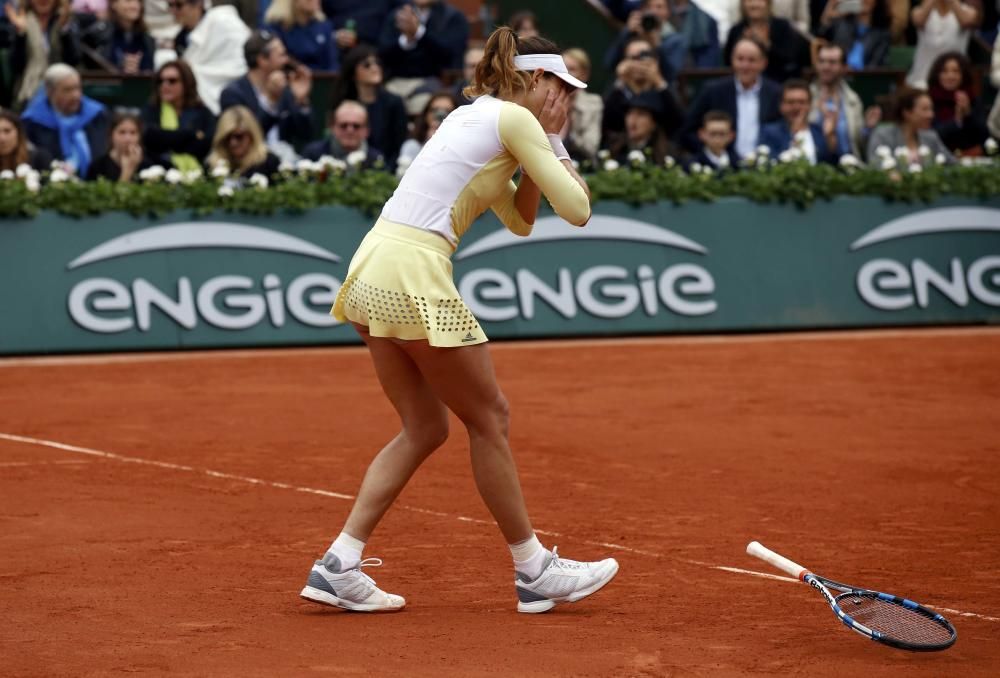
353, 557, 383, 586
549, 546, 587, 571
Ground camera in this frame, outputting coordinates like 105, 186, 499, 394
640, 12, 660, 33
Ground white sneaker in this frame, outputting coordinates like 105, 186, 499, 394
515, 546, 619, 613
300, 553, 405, 612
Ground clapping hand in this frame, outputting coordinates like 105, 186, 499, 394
954, 91, 971, 120
4, 2, 27, 34
122, 52, 143, 75
289, 64, 312, 107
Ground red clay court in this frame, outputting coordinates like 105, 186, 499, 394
1, 327, 998, 676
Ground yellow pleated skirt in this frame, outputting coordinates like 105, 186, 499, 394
331, 219, 488, 347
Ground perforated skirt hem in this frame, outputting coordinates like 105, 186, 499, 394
331, 219, 488, 348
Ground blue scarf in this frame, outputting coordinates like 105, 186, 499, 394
21, 90, 105, 177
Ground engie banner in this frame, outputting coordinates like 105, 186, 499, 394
1, 197, 999, 355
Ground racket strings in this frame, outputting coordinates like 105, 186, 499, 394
844, 595, 953, 645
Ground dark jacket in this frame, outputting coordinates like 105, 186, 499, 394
219, 75, 314, 145
689, 146, 742, 171
821, 18, 890, 68
85, 153, 154, 181
141, 103, 217, 166
208, 151, 283, 178
723, 18, 811, 82
364, 88, 408, 169
378, 1, 468, 78
759, 119, 838, 164
267, 19, 340, 72
323, 0, 404, 45
99, 25, 156, 72
680, 76, 782, 152
602, 85, 684, 146
301, 138, 385, 169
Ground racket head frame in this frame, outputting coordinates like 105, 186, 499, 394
747, 541, 957, 652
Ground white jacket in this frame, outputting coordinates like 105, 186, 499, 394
184, 6, 251, 114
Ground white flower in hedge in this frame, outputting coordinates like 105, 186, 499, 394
396, 155, 413, 170
49, 167, 70, 183
597, 149, 611, 161
317, 155, 346, 172
778, 149, 794, 163
603, 159, 620, 171
839, 154, 861, 168
0, 169, 13, 180
217, 184, 235, 197
689, 161, 703, 174
664, 155, 676, 168
874, 145, 891, 159
959, 156, 975, 167
15, 163, 32, 178
211, 162, 231, 178
917, 145, 931, 158
741, 151, 756, 166
182, 169, 202, 184
756, 144, 769, 156
985, 138, 998, 155
701, 164, 714, 175
165, 168, 183, 184
396, 164, 408, 179
907, 163, 922, 173
25, 171, 40, 193
880, 157, 896, 171
278, 160, 294, 173
249, 173, 269, 189
627, 149, 645, 165
893, 146, 909, 160
346, 149, 367, 167
934, 153, 948, 165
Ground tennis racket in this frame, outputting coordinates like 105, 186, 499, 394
746, 541, 956, 651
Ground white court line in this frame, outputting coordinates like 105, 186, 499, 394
1, 431, 995, 621
0, 459, 92, 468
1, 326, 998, 368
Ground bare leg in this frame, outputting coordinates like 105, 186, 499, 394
400, 341, 534, 544
340, 323, 450, 541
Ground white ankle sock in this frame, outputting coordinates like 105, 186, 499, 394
510, 535, 548, 579
328, 532, 365, 570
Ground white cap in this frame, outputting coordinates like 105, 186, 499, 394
513, 54, 587, 89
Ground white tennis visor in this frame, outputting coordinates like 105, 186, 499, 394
513, 54, 588, 89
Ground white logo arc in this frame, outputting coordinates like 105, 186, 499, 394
850, 207, 1000, 251
454, 215, 708, 261
67, 223, 341, 270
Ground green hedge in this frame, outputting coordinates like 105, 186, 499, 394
2, 150, 999, 220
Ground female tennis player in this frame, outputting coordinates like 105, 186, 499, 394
300, 27, 619, 614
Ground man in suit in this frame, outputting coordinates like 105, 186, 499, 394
680, 36, 781, 157
760, 79, 839, 164
219, 30, 314, 147
302, 100, 385, 169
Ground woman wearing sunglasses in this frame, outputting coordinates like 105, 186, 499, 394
141, 60, 216, 171
299, 27, 619, 615
329, 44, 407, 170
205, 105, 279, 178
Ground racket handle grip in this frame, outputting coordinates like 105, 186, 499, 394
746, 541, 809, 580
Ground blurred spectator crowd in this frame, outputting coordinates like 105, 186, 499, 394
2, 0, 1000, 183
